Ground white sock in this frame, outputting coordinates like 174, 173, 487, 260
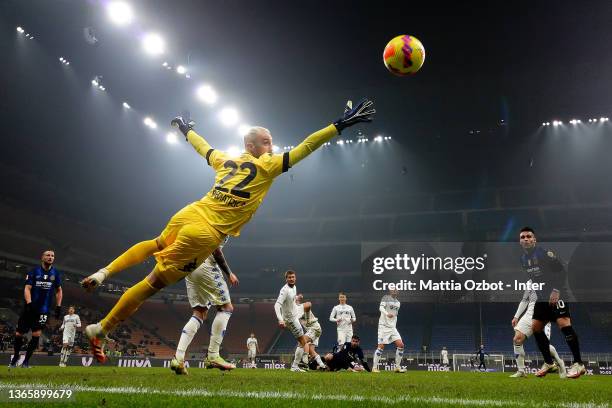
176, 315, 202, 361
208, 311, 231, 358
373, 348, 383, 369
64, 346, 72, 363
395, 348, 404, 368
293, 347, 305, 368
514, 343, 525, 371
302, 352, 309, 365
314, 354, 325, 368
550, 344, 565, 372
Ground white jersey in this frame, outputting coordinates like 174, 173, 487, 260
185, 237, 231, 308
60, 314, 81, 336
514, 279, 552, 338
274, 284, 298, 321
329, 304, 356, 330
247, 337, 258, 351
297, 304, 319, 328
441, 349, 449, 363
378, 296, 400, 328
297, 304, 322, 346
514, 279, 538, 319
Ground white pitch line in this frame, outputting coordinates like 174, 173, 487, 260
0, 383, 607, 408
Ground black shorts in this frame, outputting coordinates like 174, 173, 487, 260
16, 309, 49, 334
533, 300, 571, 323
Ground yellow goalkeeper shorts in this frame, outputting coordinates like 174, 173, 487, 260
154, 203, 225, 285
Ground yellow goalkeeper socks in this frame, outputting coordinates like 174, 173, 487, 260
100, 279, 158, 334
105, 239, 159, 277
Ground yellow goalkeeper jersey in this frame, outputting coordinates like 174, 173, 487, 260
186, 124, 337, 236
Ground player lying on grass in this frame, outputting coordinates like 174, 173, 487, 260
170, 239, 238, 374
309, 335, 371, 372
80, 99, 375, 364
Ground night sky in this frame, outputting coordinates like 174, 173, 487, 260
2, 0, 612, 240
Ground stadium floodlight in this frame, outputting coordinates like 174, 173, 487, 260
226, 146, 241, 158
337, 140, 344, 145
59, 57, 64, 62
166, 132, 178, 144
185, 74, 191, 79
196, 84, 218, 105
122, 102, 131, 109
272, 145, 279, 153
219, 107, 239, 127
65, 61, 69, 65
91, 79, 99, 87
374, 135, 383, 142
176, 65, 187, 75
107, 2, 134, 26
16, 26, 24, 33
99, 86, 106, 91
237, 124, 251, 137
143, 117, 157, 129
25, 33, 30, 38
142, 33, 164, 56
552, 120, 561, 127
162, 61, 168, 67
600, 117, 609, 122
569, 120, 576, 125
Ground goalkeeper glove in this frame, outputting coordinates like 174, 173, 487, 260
170, 115, 196, 140
333, 98, 376, 134
55, 305, 62, 320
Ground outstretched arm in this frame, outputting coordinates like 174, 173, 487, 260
171, 116, 215, 163
288, 125, 338, 167
287, 99, 375, 168
187, 130, 214, 159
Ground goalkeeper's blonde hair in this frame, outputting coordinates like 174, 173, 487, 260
243, 126, 270, 146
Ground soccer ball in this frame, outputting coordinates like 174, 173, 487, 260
383, 35, 425, 76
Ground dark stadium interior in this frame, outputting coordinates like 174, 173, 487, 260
1, 0, 612, 368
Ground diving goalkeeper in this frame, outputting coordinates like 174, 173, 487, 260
80, 99, 376, 363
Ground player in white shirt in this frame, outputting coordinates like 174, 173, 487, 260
295, 294, 327, 370
440, 347, 449, 366
274, 270, 311, 372
329, 292, 356, 346
59, 306, 81, 367
170, 239, 239, 375
510, 279, 566, 378
372, 289, 405, 373
246, 333, 259, 368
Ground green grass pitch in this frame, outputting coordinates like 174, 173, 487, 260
1, 367, 610, 407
